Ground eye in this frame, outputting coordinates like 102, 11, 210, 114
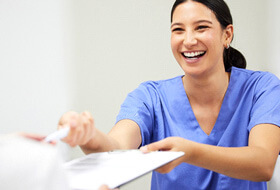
196, 25, 209, 31
172, 28, 184, 32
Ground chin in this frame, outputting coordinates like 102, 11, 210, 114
181, 65, 210, 78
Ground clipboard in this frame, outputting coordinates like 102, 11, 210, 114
63, 150, 184, 190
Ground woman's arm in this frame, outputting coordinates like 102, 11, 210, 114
81, 119, 142, 154
58, 111, 142, 154
141, 124, 280, 182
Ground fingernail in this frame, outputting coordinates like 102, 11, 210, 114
70, 121, 77, 128
140, 146, 148, 153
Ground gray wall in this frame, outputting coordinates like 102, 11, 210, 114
0, 0, 279, 189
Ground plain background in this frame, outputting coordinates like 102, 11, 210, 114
0, 0, 279, 189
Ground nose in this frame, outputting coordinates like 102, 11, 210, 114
183, 31, 197, 48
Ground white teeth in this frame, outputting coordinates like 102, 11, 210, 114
183, 51, 205, 58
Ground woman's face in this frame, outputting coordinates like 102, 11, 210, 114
171, 1, 232, 78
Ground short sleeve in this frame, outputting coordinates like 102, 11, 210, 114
116, 82, 155, 146
248, 73, 280, 131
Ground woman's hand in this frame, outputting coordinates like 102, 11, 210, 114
58, 111, 96, 147
140, 137, 193, 173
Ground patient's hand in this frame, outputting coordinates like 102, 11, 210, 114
99, 184, 119, 190
18, 132, 45, 141
18, 133, 56, 145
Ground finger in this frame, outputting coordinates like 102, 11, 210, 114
67, 121, 80, 147
99, 185, 111, 190
155, 157, 182, 174
81, 111, 92, 120
19, 132, 46, 141
154, 155, 184, 174
71, 112, 89, 145
66, 112, 90, 146
58, 111, 78, 126
155, 164, 174, 174
73, 122, 86, 146
141, 138, 173, 153
98, 185, 119, 190
61, 117, 79, 146
80, 111, 94, 145
18, 132, 57, 146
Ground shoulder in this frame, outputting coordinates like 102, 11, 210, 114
137, 75, 183, 92
232, 66, 277, 78
231, 67, 280, 104
141, 75, 183, 87
232, 67, 280, 87
127, 76, 183, 102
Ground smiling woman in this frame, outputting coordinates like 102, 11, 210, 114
55, 0, 280, 190
1, 0, 279, 190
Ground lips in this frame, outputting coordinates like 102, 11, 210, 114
182, 51, 206, 59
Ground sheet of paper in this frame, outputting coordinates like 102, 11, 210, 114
64, 150, 184, 190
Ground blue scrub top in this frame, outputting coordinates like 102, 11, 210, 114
116, 67, 280, 190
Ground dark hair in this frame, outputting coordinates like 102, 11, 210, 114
171, 0, 246, 70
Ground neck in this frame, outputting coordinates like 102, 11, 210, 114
182, 69, 230, 106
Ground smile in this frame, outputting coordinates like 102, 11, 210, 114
182, 51, 206, 59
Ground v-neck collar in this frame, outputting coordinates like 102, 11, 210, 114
177, 69, 234, 139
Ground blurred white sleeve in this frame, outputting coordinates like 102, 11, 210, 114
0, 135, 69, 190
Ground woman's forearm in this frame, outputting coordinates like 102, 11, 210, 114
187, 124, 280, 181
143, 125, 279, 182
80, 119, 142, 154
187, 142, 276, 181
80, 128, 121, 154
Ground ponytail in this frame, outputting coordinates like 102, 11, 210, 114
223, 46, 247, 71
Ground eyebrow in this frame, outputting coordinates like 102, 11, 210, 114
170, 23, 183, 28
171, 20, 213, 28
194, 20, 213, 25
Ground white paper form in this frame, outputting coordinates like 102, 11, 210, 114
64, 150, 184, 190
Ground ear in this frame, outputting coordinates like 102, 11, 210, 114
223, 24, 233, 48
